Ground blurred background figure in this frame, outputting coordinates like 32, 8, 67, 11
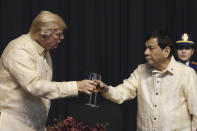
175, 33, 197, 72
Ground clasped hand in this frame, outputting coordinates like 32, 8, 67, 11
77, 80, 109, 95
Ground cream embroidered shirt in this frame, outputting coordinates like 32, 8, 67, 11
0, 34, 78, 130
103, 57, 197, 131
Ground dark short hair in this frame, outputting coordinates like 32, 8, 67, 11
145, 30, 174, 57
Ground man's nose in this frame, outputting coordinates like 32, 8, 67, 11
182, 49, 187, 53
60, 34, 64, 39
144, 48, 149, 55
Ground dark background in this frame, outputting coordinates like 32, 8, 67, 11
0, 0, 197, 130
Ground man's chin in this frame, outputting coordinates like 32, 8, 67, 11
146, 61, 153, 66
49, 46, 57, 50
53, 45, 58, 49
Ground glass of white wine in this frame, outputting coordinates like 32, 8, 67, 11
85, 72, 101, 107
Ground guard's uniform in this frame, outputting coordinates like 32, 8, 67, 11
189, 61, 197, 72
175, 33, 197, 73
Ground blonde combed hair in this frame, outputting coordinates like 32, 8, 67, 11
29, 11, 67, 40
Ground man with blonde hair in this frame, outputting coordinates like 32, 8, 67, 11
0, 11, 96, 131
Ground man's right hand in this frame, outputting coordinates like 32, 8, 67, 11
77, 80, 97, 95
95, 80, 109, 93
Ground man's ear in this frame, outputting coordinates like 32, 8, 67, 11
37, 34, 48, 45
163, 46, 171, 58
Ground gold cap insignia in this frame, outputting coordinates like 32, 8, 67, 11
181, 33, 189, 41
176, 33, 194, 44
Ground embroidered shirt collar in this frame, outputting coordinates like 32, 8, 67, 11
28, 33, 46, 57
151, 56, 175, 75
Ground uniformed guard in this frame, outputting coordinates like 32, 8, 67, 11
175, 33, 197, 72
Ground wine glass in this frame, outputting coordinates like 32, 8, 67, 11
85, 73, 101, 107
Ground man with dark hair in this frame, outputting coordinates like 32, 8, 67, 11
175, 33, 197, 72
98, 30, 197, 130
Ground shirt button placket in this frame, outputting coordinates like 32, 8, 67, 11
153, 76, 160, 131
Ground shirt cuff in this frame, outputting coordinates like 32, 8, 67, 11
62, 81, 78, 97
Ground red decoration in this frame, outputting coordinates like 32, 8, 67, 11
47, 116, 107, 131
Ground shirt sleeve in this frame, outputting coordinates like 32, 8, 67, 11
2, 46, 78, 100
102, 66, 140, 104
183, 68, 197, 130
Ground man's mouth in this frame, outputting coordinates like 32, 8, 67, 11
145, 56, 151, 60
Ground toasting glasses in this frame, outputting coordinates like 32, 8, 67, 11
85, 72, 101, 108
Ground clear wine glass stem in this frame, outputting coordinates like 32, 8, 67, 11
93, 92, 98, 106
88, 93, 92, 104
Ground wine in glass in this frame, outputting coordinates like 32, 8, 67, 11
85, 73, 101, 107
90, 74, 101, 107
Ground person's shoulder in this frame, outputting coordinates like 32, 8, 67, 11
11, 34, 30, 45
191, 61, 197, 66
2, 34, 34, 59
6, 34, 30, 48
177, 61, 197, 74
189, 61, 197, 72
136, 63, 151, 73
176, 61, 186, 67
137, 63, 147, 69
173, 61, 194, 74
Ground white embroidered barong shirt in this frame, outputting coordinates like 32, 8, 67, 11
0, 34, 78, 131
103, 57, 197, 131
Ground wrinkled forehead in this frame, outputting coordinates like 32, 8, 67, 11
145, 38, 159, 47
